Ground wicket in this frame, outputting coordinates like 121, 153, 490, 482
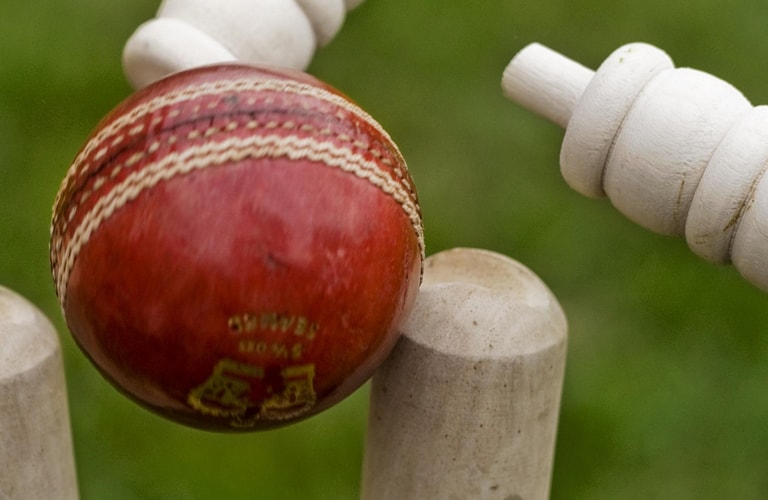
8, 1, 765, 498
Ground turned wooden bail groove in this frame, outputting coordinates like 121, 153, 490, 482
123, 0, 365, 89
503, 42, 768, 292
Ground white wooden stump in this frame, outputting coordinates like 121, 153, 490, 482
0, 286, 78, 499
361, 248, 568, 500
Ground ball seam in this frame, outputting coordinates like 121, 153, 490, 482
53, 76, 413, 219
52, 133, 424, 307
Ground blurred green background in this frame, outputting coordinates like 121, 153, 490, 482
2, 0, 768, 498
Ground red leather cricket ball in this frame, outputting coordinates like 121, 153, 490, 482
50, 64, 423, 431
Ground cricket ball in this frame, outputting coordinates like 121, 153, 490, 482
50, 64, 424, 431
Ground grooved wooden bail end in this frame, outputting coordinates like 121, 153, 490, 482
361, 248, 567, 500
502, 43, 593, 129
123, 0, 363, 89
503, 42, 768, 292
0, 286, 78, 499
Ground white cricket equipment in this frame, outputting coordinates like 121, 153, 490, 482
503, 42, 768, 291
0, 286, 78, 499
123, 0, 365, 89
361, 248, 567, 500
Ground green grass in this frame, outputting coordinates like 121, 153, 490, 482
2, 0, 768, 498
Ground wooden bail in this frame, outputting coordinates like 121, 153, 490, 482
123, 0, 364, 89
503, 42, 768, 292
